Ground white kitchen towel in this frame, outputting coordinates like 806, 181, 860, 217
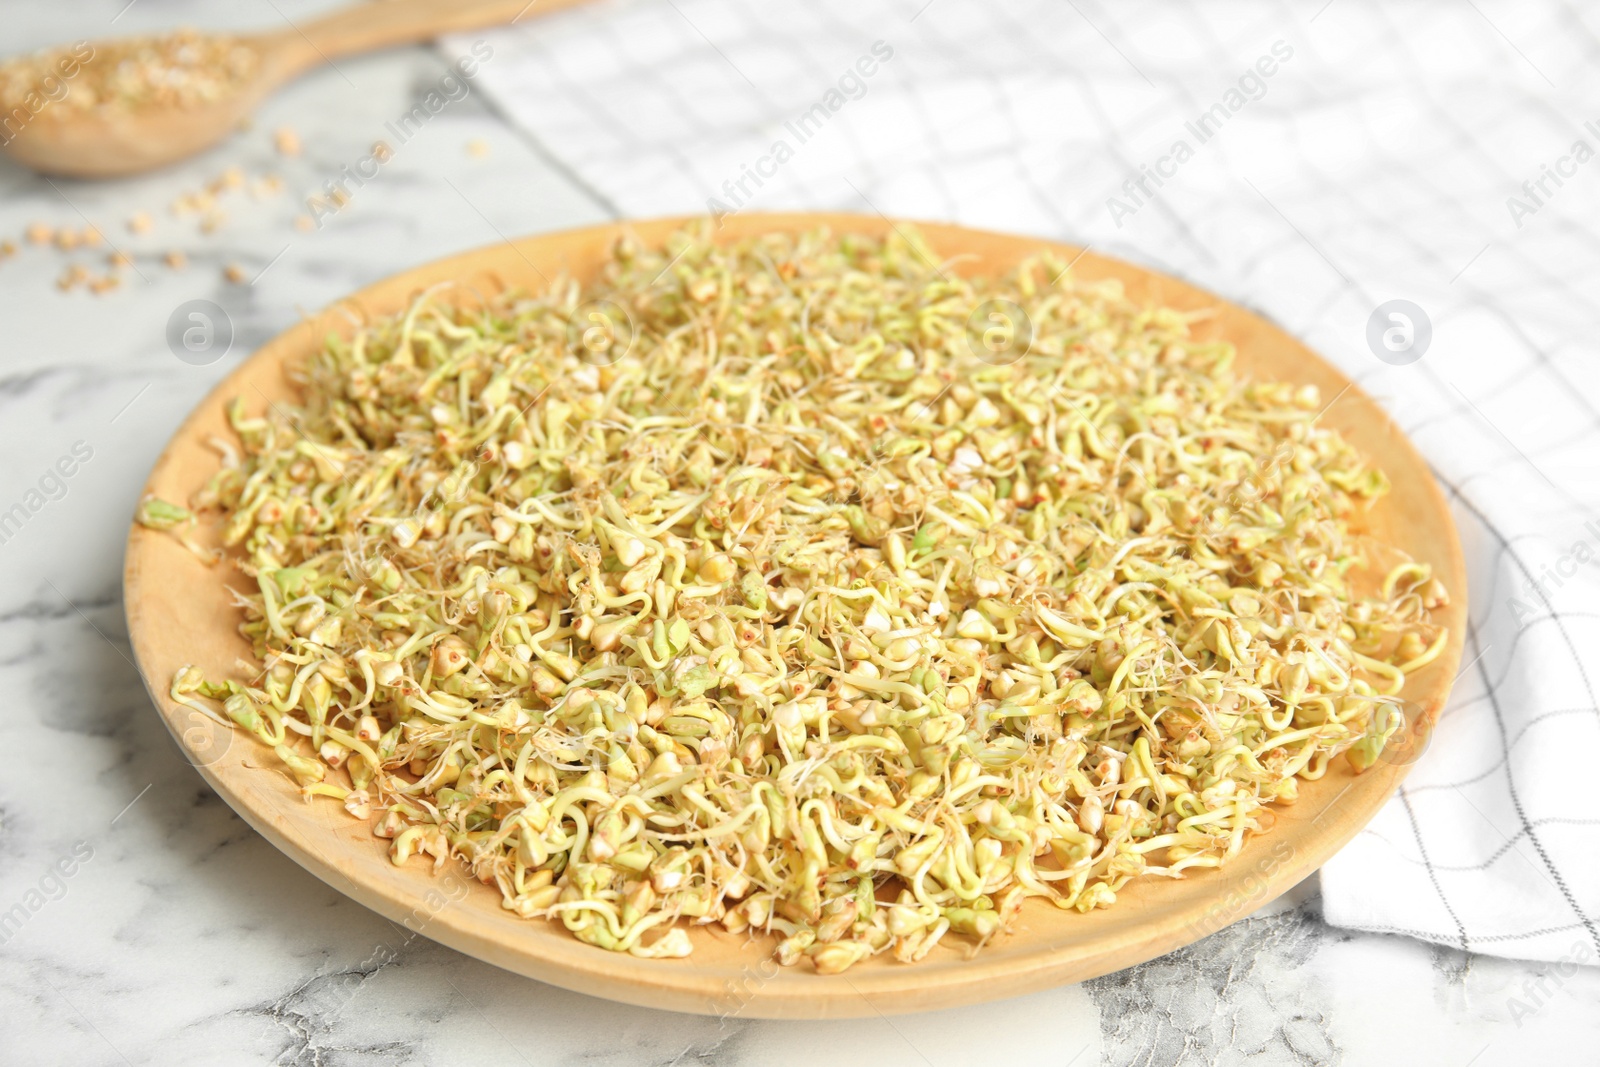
445, 0, 1600, 966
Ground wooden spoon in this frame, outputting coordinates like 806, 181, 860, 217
1, 0, 588, 179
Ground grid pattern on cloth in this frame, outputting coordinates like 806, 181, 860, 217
444, 0, 1600, 967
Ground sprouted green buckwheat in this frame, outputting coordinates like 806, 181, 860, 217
142, 225, 1449, 973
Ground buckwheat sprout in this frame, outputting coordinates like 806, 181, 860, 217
149, 223, 1447, 972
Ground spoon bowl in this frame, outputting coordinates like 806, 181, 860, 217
0, 0, 582, 178
0, 35, 299, 179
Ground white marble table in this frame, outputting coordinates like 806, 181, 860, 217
1, 2, 1597, 1064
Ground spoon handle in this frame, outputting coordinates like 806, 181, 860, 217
290, 0, 594, 62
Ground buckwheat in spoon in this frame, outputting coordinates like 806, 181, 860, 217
0, 0, 589, 178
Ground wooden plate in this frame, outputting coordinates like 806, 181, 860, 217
124, 213, 1467, 1018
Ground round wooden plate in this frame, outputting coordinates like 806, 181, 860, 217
124, 213, 1466, 1018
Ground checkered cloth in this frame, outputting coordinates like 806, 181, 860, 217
446, 0, 1600, 966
